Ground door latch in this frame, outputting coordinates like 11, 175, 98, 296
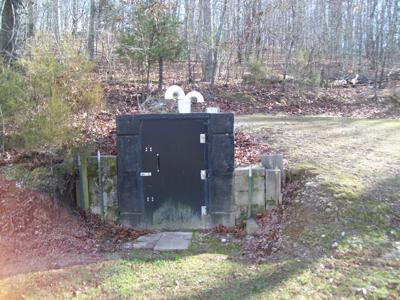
200, 170, 207, 180
200, 134, 206, 144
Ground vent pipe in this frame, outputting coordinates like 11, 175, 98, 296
185, 91, 204, 103
165, 85, 185, 100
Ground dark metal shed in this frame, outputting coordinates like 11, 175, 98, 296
116, 113, 235, 229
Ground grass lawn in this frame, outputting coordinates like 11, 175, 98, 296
1, 116, 399, 300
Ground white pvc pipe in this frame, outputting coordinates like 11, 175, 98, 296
165, 85, 186, 100
178, 99, 191, 113
185, 91, 204, 103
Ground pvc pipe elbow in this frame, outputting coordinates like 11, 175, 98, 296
185, 91, 205, 103
165, 85, 186, 100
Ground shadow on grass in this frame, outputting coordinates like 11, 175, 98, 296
171, 170, 400, 299
174, 258, 311, 300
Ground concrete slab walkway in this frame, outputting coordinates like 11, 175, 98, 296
132, 232, 193, 251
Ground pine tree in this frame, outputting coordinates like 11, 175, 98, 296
118, 2, 185, 95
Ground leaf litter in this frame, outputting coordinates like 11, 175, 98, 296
0, 178, 149, 277
212, 177, 305, 261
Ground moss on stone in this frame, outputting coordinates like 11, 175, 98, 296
86, 156, 117, 178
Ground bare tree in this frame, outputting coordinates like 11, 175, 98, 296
2, 0, 399, 90
52, 0, 60, 43
0, 0, 19, 62
72, 0, 78, 36
27, 0, 35, 38
88, 0, 96, 60
201, 0, 212, 82
210, 0, 227, 97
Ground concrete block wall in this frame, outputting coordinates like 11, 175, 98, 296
233, 166, 283, 220
76, 156, 119, 223
78, 156, 283, 227
265, 169, 282, 208
234, 166, 266, 218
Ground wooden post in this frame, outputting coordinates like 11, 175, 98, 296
78, 153, 90, 210
97, 150, 105, 219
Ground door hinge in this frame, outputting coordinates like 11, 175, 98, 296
200, 170, 207, 180
146, 196, 155, 202
200, 134, 206, 144
201, 206, 207, 216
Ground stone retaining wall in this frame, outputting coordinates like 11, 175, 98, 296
234, 166, 283, 220
77, 156, 283, 227
76, 156, 118, 223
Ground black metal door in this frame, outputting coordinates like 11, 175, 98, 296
140, 119, 207, 228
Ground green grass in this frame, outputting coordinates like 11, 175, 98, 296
1, 235, 281, 300
0, 233, 344, 300
1, 233, 399, 299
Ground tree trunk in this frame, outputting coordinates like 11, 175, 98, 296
235, 0, 242, 65
254, 0, 262, 61
96, 0, 103, 59
0, 0, 16, 62
158, 57, 164, 91
27, 0, 35, 38
146, 57, 151, 96
210, 0, 228, 98
88, 0, 96, 60
184, 0, 193, 83
282, 1, 296, 92
72, 0, 78, 36
53, 0, 60, 44
202, 0, 213, 82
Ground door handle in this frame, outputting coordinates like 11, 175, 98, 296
157, 154, 161, 173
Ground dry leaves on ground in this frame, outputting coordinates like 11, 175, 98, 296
0, 178, 148, 272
